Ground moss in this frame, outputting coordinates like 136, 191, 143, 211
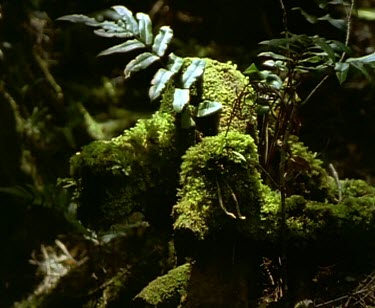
134, 263, 192, 307
173, 131, 262, 240
269, 194, 375, 241
287, 135, 336, 201
160, 58, 256, 135
70, 112, 179, 229
340, 178, 375, 198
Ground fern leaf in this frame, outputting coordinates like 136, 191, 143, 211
167, 53, 184, 73
181, 59, 206, 89
124, 52, 159, 79
98, 39, 145, 56
173, 88, 190, 113
112, 5, 139, 35
196, 101, 222, 118
152, 26, 173, 57
57, 14, 101, 26
136, 13, 153, 46
149, 68, 174, 101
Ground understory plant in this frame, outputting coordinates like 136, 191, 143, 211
49, 1, 375, 306
58, 6, 222, 130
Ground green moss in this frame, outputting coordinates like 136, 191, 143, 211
341, 178, 375, 198
266, 194, 375, 241
173, 131, 262, 240
287, 135, 336, 201
160, 58, 256, 135
134, 263, 192, 306
70, 112, 179, 229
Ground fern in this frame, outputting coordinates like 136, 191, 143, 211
58, 6, 222, 128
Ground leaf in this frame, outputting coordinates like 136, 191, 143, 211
124, 52, 159, 79
57, 14, 101, 26
94, 21, 133, 38
112, 5, 139, 34
346, 52, 375, 64
348, 61, 373, 81
136, 13, 153, 46
98, 39, 145, 56
196, 101, 222, 118
334, 62, 350, 84
313, 37, 336, 62
173, 88, 190, 113
292, 7, 318, 24
258, 51, 291, 61
167, 53, 184, 73
243, 63, 260, 76
355, 8, 375, 21
181, 59, 206, 89
181, 108, 195, 129
152, 26, 173, 57
318, 14, 346, 31
149, 68, 174, 101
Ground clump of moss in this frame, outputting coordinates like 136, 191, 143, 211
70, 112, 179, 229
133, 263, 192, 306
160, 58, 256, 135
173, 131, 262, 240
286, 135, 336, 201
340, 178, 375, 198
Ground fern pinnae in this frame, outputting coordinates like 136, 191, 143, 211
136, 13, 153, 46
124, 52, 159, 79
181, 59, 207, 89
112, 5, 139, 35
149, 69, 174, 101
97, 39, 145, 57
152, 26, 174, 57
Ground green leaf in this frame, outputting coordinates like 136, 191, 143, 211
136, 13, 153, 46
181, 59, 206, 89
181, 108, 195, 129
124, 52, 159, 79
58, 15, 133, 38
346, 52, 375, 64
152, 26, 173, 57
318, 14, 346, 31
335, 62, 350, 84
173, 88, 190, 113
57, 14, 101, 26
167, 53, 184, 73
355, 8, 375, 21
348, 61, 373, 81
265, 74, 283, 89
112, 5, 139, 34
98, 39, 145, 56
292, 7, 318, 24
313, 37, 336, 62
256, 105, 270, 115
149, 68, 174, 101
258, 51, 291, 61
243, 63, 260, 76
196, 101, 222, 118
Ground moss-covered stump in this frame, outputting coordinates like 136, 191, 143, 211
134, 256, 259, 307
160, 58, 256, 134
133, 263, 191, 307
173, 131, 262, 243
70, 111, 179, 229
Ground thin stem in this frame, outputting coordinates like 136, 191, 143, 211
340, 0, 355, 62
301, 74, 329, 106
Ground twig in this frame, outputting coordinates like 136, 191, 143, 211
216, 177, 237, 219
301, 75, 329, 106
329, 163, 342, 201
224, 180, 246, 220
340, 0, 356, 62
